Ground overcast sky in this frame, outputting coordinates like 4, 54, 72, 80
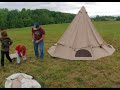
0, 2, 120, 17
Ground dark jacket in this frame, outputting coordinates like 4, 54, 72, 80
0, 36, 13, 51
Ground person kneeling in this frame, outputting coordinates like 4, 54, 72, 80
15, 44, 26, 65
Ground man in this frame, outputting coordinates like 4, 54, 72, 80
32, 23, 45, 61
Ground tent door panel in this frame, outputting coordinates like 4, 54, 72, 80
75, 49, 92, 57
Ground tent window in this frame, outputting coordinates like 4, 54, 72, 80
75, 49, 92, 57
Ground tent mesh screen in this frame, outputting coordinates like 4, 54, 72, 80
75, 49, 92, 57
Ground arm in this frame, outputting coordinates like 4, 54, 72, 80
0, 37, 2, 42
38, 35, 45, 42
32, 27, 34, 42
9, 39, 13, 45
32, 33, 34, 42
8, 37, 13, 45
15, 45, 21, 55
21, 50, 26, 57
17, 50, 21, 55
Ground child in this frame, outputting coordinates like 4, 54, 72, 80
0, 30, 13, 68
15, 44, 26, 64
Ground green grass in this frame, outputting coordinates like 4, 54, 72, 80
0, 21, 120, 88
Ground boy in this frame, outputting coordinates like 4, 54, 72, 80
0, 30, 13, 68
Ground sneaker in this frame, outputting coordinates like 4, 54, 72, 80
23, 60, 26, 63
30, 60, 33, 62
9, 62, 12, 64
16, 63, 20, 65
0, 66, 4, 69
36, 57, 39, 60
40, 58, 44, 62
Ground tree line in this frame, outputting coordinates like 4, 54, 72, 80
0, 8, 75, 30
0, 8, 120, 30
92, 15, 120, 21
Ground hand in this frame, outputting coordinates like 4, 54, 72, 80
20, 52, 23, 57
32, 39, 34, 43
19, 54, 22, 57
35, 40, 40, 43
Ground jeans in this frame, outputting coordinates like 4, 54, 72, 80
33, 40, 44, 60
1, 50, 12, 66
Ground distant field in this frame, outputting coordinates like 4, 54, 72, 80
0, 21, 120, 88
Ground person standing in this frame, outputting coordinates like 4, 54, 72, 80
0, 30, 13, 68
32, 23, 45, 61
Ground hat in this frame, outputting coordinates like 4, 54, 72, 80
34, 23, 39, 28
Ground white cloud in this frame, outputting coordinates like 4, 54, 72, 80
0, 2, 120, 16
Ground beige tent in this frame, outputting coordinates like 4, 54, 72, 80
48, 6, 115, 60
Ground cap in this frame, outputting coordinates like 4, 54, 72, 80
34, 23, 40, 28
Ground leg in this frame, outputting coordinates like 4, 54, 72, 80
39, 40, 44, 60
15, 50, 21, 64
33, 40, 39, 58
1, 51, 5, 67
5, 51, 12, 63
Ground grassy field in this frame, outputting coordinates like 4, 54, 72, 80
0, 21, 120, 88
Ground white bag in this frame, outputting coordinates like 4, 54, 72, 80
5, 73, 41, 88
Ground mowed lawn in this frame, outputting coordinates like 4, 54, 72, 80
0, 21, 120, 88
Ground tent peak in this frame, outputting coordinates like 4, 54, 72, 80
79, 6, 87, 13
81, 6, 85, 8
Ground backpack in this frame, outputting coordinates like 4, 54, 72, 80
2, 38, 10, 49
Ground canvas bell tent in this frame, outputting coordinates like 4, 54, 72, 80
48, 6, 115, 60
